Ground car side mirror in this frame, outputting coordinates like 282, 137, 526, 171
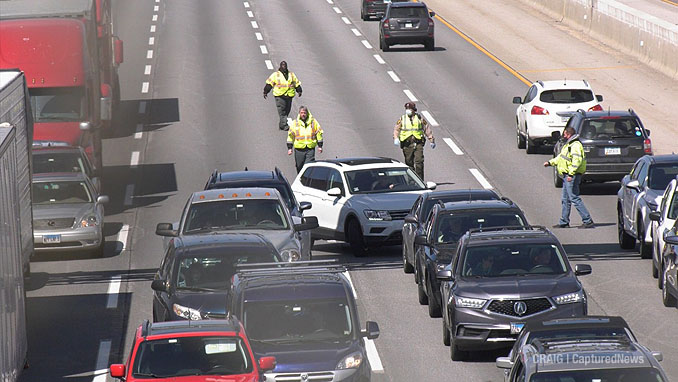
428, 11, 435, 17
299, 201, 312, 211
626, 179, 640, 191
109, 364, 126, 378
652, 351, 663, 362
426, 181, 437, 190
362, 321, 380, 339
327, 187, 342, 197
436, 268, 453, 281
96, 195, 109, 204
496, 356, 514, 369
551, 130, 561, 140
575, 264, 592, 276
664, 235, 678, 245
649, 211, 662, 222
404, 215, 418, 224
151, 279, 167, 292
645, 129, 651, 137
414, 234, 428, 246
294, 216, 319, 231
258, 356, 276, 371
156, 222, 178, 237
596, 95, 603, 102
512, 96, 522, 104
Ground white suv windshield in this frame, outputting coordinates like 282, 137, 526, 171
184, 199, 289, 233
345, 167, 425, 194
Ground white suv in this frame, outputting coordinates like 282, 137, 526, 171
291, 157, 436, 257
512, 80, 603, 153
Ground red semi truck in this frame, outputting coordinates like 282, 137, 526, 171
0, 0, 123, 170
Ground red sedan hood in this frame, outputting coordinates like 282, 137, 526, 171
129, 376, 257, 382
34, 122, 84, 146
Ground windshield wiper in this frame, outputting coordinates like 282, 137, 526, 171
133, 373, 163, 378
175, 286, 219, 292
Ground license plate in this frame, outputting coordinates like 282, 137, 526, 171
405, 22, 413, 28
43, 234, 61, 244
510, 322, 525, 334
604, 147, 621, 155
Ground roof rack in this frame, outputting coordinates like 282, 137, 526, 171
466, 225, 548, 236
236, 260, 346, 277
532, 337, 633, 354
500, 196, 514, 205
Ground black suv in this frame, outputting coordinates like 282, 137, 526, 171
437, 226, 592, 360
379, 2, 435, 51
228, 261, 380, 382
205, 168, 310, 217
413, 199, 528, 318
552, 108, 652, 187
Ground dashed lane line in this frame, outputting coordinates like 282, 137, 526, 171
403, 89, 417, 102
387, 71, 400, 82
342, 17, 352, 25
146, 50, 153, 59
469, 168, 493, 189
130, 151, 140, 167
117, 224, 130, 251
141, 82, 149, 94
247, 11, 254, 18
91, 340, 112, 382
265, 60, 274, 70
154, 5, 159, 11
260, 45, 268, 54
148, 37, 155, 45
152, 14, 158, 22
150, 25, 156, 33
134, 124, 143, 139
361, 40, 372, 49
138, 101, 147, 114
251, 21, 259, 29
144, 65, 152, 75
243, 1, 250, 8
421, 110, 438, 126
106, 277, 121, 309
365, 339, 384, 373
333, 6, 342, 13
373, 54, 385, 64
255, 32, 263, 40
443, 137, 464, 155
351, 28, 361, 36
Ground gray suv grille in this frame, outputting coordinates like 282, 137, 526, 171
487, 298, 553, 317
270, 371, 334, 381
34, 218, 75, 229
389, 209, 410, 220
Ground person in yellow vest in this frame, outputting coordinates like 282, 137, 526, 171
544, 126, 594, 228
263, 61, 302, 131
393, 102, 435, 180
287, 106, 323, 173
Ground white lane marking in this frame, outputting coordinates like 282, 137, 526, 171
124, 184, 134, 206
117, 224, 130, 251
146, 50, 153, 59
365, 339, 384, 373
333, 6, 342, 13
351, 28, 361, 36
260, 45, 268, 54
373, 54, 385, 64
421, 111, 439, 126
141, 82, 149, 94
469, 168, 493, 189
150, 25, 156, 33
91, 340, 112, 382
387, 71, 400, 82
154, 5, 159, 11
443, 137, 464, 155
255, 32, 263, 41
106, 277, 121, 309
251, 21, 259, 29
342, 17, 351, 25
152, 14, 158, 21
138, 101, 147, 114
144, 65, 152, 75
361, 40, 372, 49
403, 89, 418, 102
244, 1, 250, 8
130, 151, 140, 167
343, 271, 358, 299
265, 60, 274, 70
247, 10, 254, 18
327, 0, 333, 3
148, 37, 155, 45
134, 124, 143, 139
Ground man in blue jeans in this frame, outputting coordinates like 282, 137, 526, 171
544, 127, 594, 228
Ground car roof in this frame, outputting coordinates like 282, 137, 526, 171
312, 157, 405, 170
32, 172, 88, 182
146, 319, 241, 337
175, 233, 279, 258
524, 316, 630, 333
215, 170, 276, 182
439, 199, 519, 211
464, 226, 555, 244
647, 154, 678, 164
190, 187, 282, 204
32, 146, 83, 154
578, 110, 638, 118
425, 189, 499, 201
242, 273, 350, 303
536, 79, 592, 90
526, 340, 653, 372
389, 1, 427, 8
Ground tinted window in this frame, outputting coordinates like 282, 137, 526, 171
30, 87, 85, 122
32, 181, 92, 204
345, 167, 425, 194
524, 86, 538, 103
435, 211, 527, 244
33, 152, 90, 174
327, 169, 344, 193
579, 118, 643, 139
648, 164, 678, 190
184, 199, 289, 233
461, 244, 567, 277
669, 189, 678, 220
300, 168, 314, 187
637, 162, 650, 187
529, 368, 665, 382
539, 89, 594, 104
389, 6, 428, 18
176, 253, 278, 290
307, 166, 330, 191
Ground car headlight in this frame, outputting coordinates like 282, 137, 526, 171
336, 351, 363, 370
280, 249, 301, 262
364, 210, 392, 221
80, 215, 99, 227
553, 290, 586, 305
454, 296, 487, 309
172, 303, 202, 320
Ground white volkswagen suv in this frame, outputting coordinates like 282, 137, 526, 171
291, 157, 436, 257
512, 80, 603, 154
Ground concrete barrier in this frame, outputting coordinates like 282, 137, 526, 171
519, 0, 678, 79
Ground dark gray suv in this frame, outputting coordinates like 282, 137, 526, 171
379, 2, 435, 51
437, 226, 592, 360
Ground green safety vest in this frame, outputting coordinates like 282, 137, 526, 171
549, 137, 587, 176
287, 115, 323, 149
399, 114, 424, 141
266, 71, 300, 97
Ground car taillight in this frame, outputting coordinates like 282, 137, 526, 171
531, 105, 549, 115
428, 18, 434, 27
588, 104, 603, 111
383, 19, 389, 28
644, 138, 652, 154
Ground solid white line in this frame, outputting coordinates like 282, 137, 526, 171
469, 168, 493, 189
141, 82, 149, 94
152, 14, 158, 22
138, 101, 147, 114
361, 40, 372, 49
365, 339, 384, 373
265, 60, 274, 70
443, 137, 464, 155
403, 89, 418, 102
91, 340, 112, 381
146, 50, 153, 59
351, 28, 361, 36
255, 32, 263, 41
106, 277, 121, 309
150, 25, 156, 33
373, 54, 385, 64
251, 21, 258, 29
260, 45, 268, 54
124, 184, 134, 206
333, 6, 342, 13
243, 1, 250, 8
343, 271, 358, 299
326, 0, 333, 3
154, 5, 159, 11
134, 124, 143, 139
387, 71, 400, 82
247, 10, 254, 18
117, 224, 130, 252
144, 65, 152, 75
421, 111, 439, 126
130, 151, 140, 167
148, 37, 155, 45
342, 17, 351, 25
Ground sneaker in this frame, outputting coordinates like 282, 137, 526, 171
552, 223, 569, 228
579, 221, 595, 229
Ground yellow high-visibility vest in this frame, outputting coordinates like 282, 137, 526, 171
287, 115, 323, 149
266, 71, 300, 97
399, 114, 424, 141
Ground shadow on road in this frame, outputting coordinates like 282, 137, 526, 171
564, 242, 641, 261
103, 163, 178, 215
25, 268, 157, 291
104, 98, 180, 140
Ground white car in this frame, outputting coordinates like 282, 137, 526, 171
512, 80, 603, 153
650, 176, 678, 282
291, 157, 436, 257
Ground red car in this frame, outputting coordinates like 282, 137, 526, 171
110, 318, 275, 381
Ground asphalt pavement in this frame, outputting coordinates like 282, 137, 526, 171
18, 0, 678, 381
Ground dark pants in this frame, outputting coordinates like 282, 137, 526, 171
402, 140, 425, 180
560, 174, 593, 225
294, 148, 315, 173
275, 96, 293, 130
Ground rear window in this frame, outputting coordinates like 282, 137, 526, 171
579, 118, 643, 140
539, 89, 594, 104
648, 164, 678, 191
389, 7, 428, 18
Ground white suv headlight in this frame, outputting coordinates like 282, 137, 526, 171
172, 303, 202, 320
454, 296, 487, 309
553, 290, 586, 305
364, 210, 392, 221
80, 215, 99, 227
280, 249, 301, 262
336, 351, 363, 370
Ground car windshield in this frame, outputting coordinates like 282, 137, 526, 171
669, 191, 678, 220
244, 298, 353, 343
30, 87, 85, 122
529, 367, 665, 382
578, 118, 642, 140
32, 181, 92, 204
184, 199, 289, 233
390, 7, 428, 18
345, 167, 425, 194
132, 336, 253, 377
435, 212, 526, 244
648, 164, 678, 190
539, 89, 594, 104
461, 244, 567, 277
32, 152, 89, 174
175, 253, 279, 291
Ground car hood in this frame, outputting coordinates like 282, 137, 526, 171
34, 122, 84, 146
32, 203, 94, 220
349, 191, 423, 210
173, 290, 229, 317
128, 376, 257, 382
456, 273, 580, 299
252, 341, 358, 373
